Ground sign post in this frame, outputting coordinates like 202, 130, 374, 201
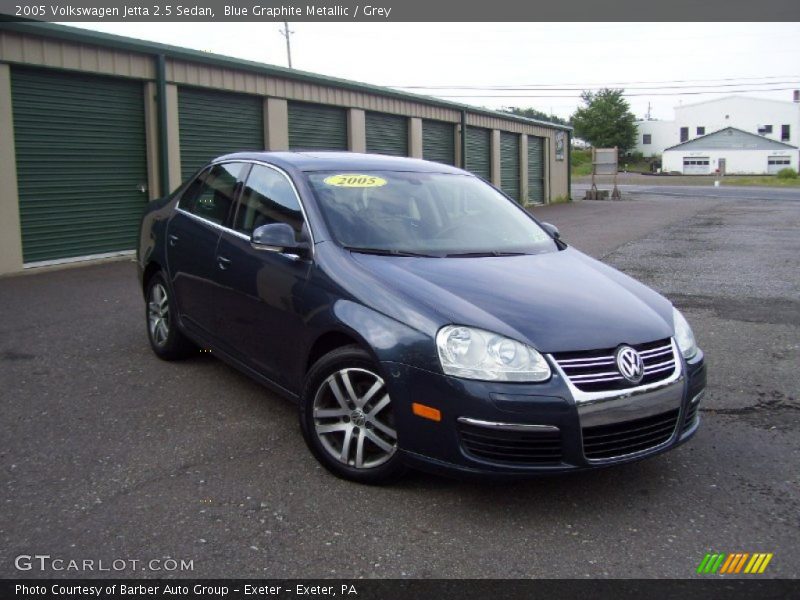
586, 147, 622, 200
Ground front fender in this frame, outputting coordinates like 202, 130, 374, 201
330, 300, 440, 373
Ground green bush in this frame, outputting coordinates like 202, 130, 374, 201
776, 167, 798, 179
570, 149, 593, 176
625, 150, 645, 162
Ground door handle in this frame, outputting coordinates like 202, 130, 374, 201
168, 234, 179, 247
217, 256, 231, 270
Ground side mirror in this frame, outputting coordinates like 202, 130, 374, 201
251, 223, 310, 257
541, 222, 560, 239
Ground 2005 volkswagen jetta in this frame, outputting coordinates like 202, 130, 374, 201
137, 152, 706, 483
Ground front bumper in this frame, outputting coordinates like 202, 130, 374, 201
383, 350, 706, 479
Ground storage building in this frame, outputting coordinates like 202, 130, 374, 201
0, 22, 571, 274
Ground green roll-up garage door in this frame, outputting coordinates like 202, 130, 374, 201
179, 87, 263, 180
366, 112, 408, 156
288, 102, 348, 150
422, 120, 455, 165
465, 127, 491, 180
528, 136, 546, 204
11, 68, 148, 263
500, 132, 520, 201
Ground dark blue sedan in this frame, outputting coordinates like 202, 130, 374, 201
137, 152, 706, 483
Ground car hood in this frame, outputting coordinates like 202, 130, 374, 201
349, 247, 674, 353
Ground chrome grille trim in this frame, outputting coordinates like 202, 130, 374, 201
548, 338, 682, 402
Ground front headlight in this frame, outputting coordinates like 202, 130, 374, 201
673, 307, 698, 359
436, 325, 551, 382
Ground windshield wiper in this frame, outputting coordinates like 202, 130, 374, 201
444, 251, 530, 258
344, 246, 440, 258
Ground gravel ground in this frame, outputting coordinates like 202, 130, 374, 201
1, 193, 797, 579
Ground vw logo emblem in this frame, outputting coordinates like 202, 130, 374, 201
616, 345, 644, 384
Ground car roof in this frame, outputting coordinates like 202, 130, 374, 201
213, 151, 469, 174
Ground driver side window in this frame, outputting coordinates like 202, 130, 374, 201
233, 165, 305, 237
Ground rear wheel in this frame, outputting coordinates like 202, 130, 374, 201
145, 272, 195, 360
300, 346, 405, 484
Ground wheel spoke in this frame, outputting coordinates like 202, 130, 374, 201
340, 424, 354, 462
313, 407, 349, 419
327, 377, 350, 410
157, 319, 168, 342
355, 429, 366, 468
367, 394, 390, 417
371, 418, 396, 440
340, 371, 360, 406
364, 429, 394, 453
315, 422, 349, 435
149, 316, 158, 338
360, 380, 384, 408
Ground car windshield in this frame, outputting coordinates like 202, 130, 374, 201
305, 171, 557, 257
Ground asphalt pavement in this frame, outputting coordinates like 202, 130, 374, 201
1, 190, 798, 578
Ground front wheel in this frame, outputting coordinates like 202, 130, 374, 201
299, 346, 406, 484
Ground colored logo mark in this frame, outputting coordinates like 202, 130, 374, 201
697, 553, 773, 574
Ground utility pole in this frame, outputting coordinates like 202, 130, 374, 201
280, 21, 294, 68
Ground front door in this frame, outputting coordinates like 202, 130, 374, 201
212, 164, 313, 388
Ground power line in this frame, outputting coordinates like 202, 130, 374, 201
391, 80, 800, 92
431, 86, 800, 99
389, 75, 800, 90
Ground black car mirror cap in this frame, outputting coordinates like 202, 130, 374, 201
251, 222, 310, 257
541, 222, 560, 239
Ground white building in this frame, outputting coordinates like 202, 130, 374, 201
662, 127, 798, 175
636, 93, 800, 158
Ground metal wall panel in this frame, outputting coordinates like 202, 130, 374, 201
365, 111, 408, 156
500, 132, 520, 201
0, 30, 155, 80
287, 101, 347, 150
422, 120, 455, 165
11, 67, 148, 262
465, 126, 491, 180
178, 86, 263, 180
528, 136, 545, 204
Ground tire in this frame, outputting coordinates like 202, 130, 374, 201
144, 272, 196, 360
299, 345, 406, 484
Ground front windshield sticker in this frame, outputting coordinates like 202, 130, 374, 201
323, 174, 388, 188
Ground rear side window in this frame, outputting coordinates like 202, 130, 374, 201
178, 162, 244, 226
233, 165, 304, 236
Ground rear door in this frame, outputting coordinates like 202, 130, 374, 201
213, 164, 312, 388
166, 162, 246, 337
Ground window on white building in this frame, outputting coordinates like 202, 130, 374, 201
782, 125, 791, 142
758, 124, 773, 135
680, 127, 689, 142
643, 134, 652, 144
696, 127, 705, 136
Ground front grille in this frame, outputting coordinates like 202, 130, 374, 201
682, 402, 699, 433
458, 422, 562, 465
552, 338, 676, 393
582, 409, 679, 460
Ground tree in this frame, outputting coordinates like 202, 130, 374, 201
500, 106, 568, 127
570, 89, 637, 152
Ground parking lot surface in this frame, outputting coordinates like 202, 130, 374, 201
1, 191, 798, 578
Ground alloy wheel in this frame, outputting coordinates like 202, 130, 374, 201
312, 367, 397, 469
147, 282, 170, 347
